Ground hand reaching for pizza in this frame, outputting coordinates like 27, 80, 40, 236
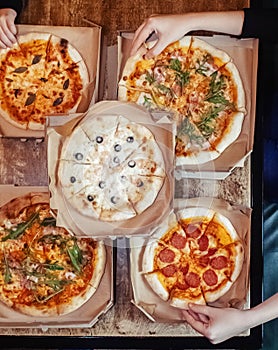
181, 303, 252, 344
0, 8, 17, 48
130, 14, 193, 59
130, 11, 244, 59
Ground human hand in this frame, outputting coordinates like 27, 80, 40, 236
130, 14, 193, 59
0, 8, 17, 49
181, 303, 252, 344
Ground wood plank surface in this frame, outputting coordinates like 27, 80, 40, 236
19, 0, 249, 45
0, 0, 250, 341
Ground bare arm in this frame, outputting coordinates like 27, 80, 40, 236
182, 293, 278, 344
131, 11, 244, 58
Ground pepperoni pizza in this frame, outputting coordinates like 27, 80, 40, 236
142, 208, 244, 308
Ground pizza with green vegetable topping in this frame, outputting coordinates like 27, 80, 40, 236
0, 32, 89, 131
0, 192, 106, 317
118, 36, 246, 164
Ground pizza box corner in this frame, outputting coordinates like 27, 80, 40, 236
0, 23, 102, 139
0, 184, 115, 329
128, 197, 251, 329
116, 32, 259, 180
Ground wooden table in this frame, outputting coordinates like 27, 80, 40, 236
0, 0, 264, 348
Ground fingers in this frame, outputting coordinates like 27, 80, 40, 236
188, 302, 212, 316
0, 9, 17, 48
187, 308, 210, 323
182, 309, 209, 335
144, 40, 168, 59
130, 21, 154, 56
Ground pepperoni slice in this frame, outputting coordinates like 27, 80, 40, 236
171, 232, 186, 249
210, 255, 228, 270
203, 269, 218, 286
161, 264, 177, 277
180, 264, 189, 276
182, 223, 202, 239
199, 255, 210, 267
198, 234, 209, 251
176, 281, 189, 290
185, 272, 200, 288
208, 248, 217, 256
158, 248, 175, 263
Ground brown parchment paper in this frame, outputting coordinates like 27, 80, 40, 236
0, 23, 101, 138
129, 197, 251, 325
0, 185, 114, 329
47, 100, 175, 238
117, 33, 259, 178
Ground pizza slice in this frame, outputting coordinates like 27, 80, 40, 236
200, 241, 244, 303
176, 207, 215, 242
188, 58, 246, 154
186, 37, 231, 76
0, 83, 38, 129
175, 115, 220, 165
17, 33, 52, 79
118, 36, 192, 112
44, 35, 89, 88
169, 264, 207, 308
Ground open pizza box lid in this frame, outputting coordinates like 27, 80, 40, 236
0, 23, 102, 139
117, 33, 259, 180
129, 197, 251, 336
47, 100, 175, 238
0, 185, 114, 329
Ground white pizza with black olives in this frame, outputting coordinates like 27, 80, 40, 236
58, 114, 166, 221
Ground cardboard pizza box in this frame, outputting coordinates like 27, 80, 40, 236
116, 32, 259, 180
47, 100, 175, 238
129, 197, 251, 336
0, 23, 102, 139
0, 185, 114, 329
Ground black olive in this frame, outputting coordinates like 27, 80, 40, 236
136, 180, 144, 187
127, 136, 134, 143
87, 195, 94, 202
128, 160, 136, 168
113, 156, 120, 164
75, 153, 83, 161
114, 144, 121, 152
111, 196, 119, 204
99, 181, 105, 189
70, 176, 76, 183
96, 136, 103, 143
120, 175, 127, 182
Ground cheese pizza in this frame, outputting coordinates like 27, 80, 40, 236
58, 114, 166, 222
142, 208, 244, 308
118, 36, 246, 165
0, 192, 106, 317
0, 32, 89, 130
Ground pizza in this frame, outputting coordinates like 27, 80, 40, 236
118, 36, 246, 165
0, 192, 106, 317
58, 114, 166, 222
0, 32, 89, 131
142, 208, 244, 308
